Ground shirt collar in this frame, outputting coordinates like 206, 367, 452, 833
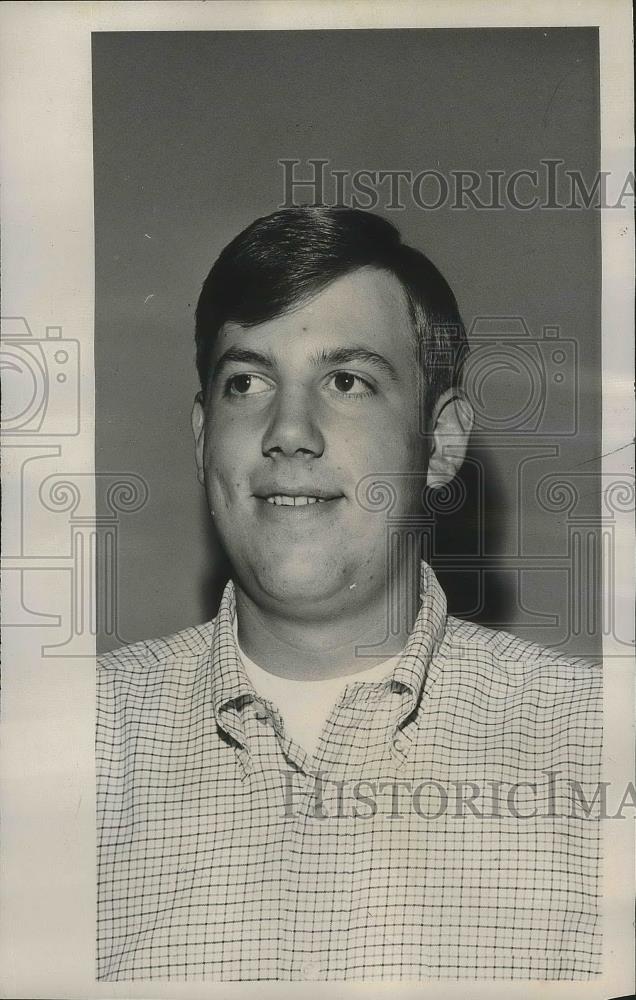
389, 559, 448, 706
208, 579, 255, 746
209, 559, 448, 745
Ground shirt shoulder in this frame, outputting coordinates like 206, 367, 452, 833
97, 619, 217, 676
444, 614, 601, 685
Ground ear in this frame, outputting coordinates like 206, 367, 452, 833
191, 392, 206, 485
426, 389, 474, 489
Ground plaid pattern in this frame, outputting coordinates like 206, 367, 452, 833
97, 561, 602, 982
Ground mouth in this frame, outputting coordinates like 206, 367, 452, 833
254, 489, 344, 509
265, 494, 328, 506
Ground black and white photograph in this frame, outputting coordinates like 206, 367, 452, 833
1, 2, 634, 998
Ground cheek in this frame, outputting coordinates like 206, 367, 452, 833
342, 420, 422, 476
205, 411, 257, 467
352, 426, 428, 519
203, 436, 245, 504
405, 427, 430, 470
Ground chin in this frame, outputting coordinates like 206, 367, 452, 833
249, 555, 352, 612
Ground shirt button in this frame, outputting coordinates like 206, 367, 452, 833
253, 703, 272, 723
300, 959, 323, 979
393, 736, 406, 752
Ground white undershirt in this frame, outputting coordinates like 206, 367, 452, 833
233, 618, 402, 757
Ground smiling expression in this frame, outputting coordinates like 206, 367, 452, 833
192, 266, 432, 619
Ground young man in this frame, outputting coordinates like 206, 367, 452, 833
97, 208, 601, 982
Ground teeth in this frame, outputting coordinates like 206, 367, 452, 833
265, 495, 327, 506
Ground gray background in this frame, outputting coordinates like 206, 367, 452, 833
93, 28, 601, 656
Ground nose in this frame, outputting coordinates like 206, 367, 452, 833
261, 386, 325, 459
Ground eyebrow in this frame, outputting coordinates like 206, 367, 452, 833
211, 344, 400, 382
311, 346, 399, 381
211, 347, 276, 381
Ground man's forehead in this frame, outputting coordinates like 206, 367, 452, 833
214, 266, 414, 356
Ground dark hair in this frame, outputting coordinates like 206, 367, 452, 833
195, 207, 468, 414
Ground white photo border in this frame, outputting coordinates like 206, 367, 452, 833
1, 2, 633, 998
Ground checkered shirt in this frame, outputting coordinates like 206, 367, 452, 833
97, 561, 602, 982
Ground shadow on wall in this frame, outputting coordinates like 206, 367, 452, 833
199, 443, 513, 629
430, 443, 513, 627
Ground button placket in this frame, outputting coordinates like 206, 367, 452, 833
251, 696, 283, 730
254, 704, 273, 723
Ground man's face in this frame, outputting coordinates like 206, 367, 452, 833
193, 267, 432, 620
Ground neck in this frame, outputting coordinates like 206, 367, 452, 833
233, 562, 421, 681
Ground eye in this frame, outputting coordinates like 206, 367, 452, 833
326, 371, 374, 397
224, 373, 273, 397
